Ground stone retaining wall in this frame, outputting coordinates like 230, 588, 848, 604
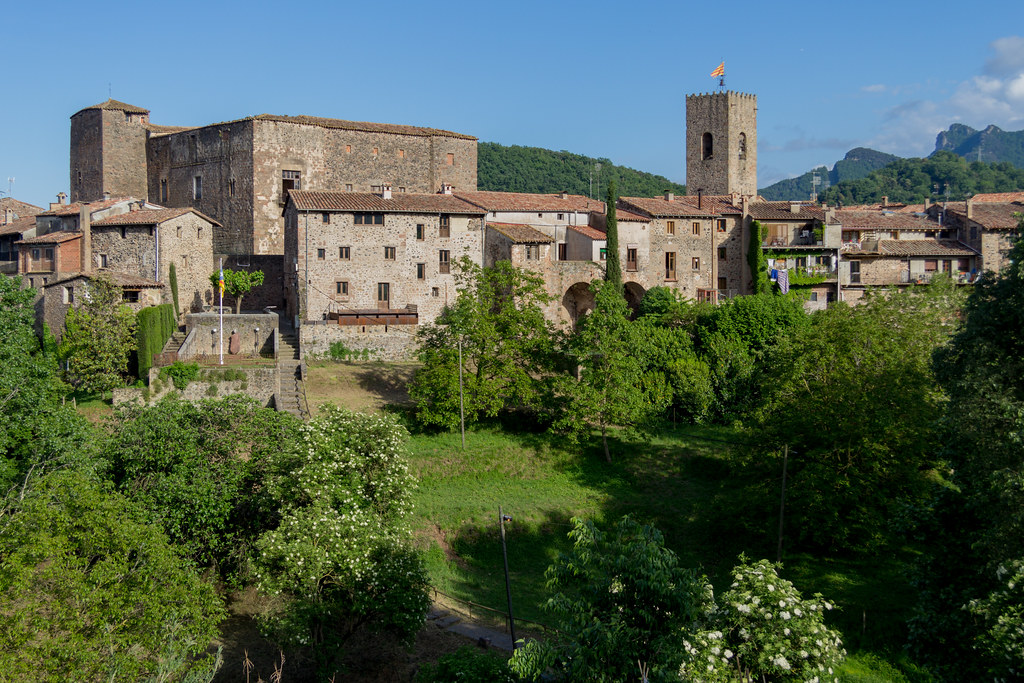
113, 365, 279, 408
300, 321, 418, 361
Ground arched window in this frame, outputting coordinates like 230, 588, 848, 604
739, 133, 747, 160
702, 133, 713, 160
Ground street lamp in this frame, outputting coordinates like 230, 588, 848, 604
254, 327, 260, 357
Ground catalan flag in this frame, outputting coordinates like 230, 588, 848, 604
710, 62, 725, 78
218, 269, 225, 295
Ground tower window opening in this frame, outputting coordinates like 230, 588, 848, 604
739, 133, 747, 160
702, 132, 713, 160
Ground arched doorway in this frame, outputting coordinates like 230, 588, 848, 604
563, 282, 595, 325
624, 282, 645, 318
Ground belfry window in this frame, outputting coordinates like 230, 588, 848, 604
739, 133, 747, 160
702, 132, 713, 160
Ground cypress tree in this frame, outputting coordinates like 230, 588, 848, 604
168, 262, 180, 319
604, 179, 622, 290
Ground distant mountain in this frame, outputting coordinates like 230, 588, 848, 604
478, 142, 686, 198
758, 148, 900, 201
933, 123, 1024, 167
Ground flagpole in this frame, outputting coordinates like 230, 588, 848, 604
219, 257, 224, 365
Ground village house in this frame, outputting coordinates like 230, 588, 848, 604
935, 193, 1023, 275
41, 271, 164, 342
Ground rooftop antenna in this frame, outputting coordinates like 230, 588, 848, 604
7, 177, 13, 199
811, 172, 821, 203
108, 82, 112, 99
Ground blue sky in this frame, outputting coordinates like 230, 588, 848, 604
2, 0, 1022, 208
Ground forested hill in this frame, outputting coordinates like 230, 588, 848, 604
759, 148, 900, 201
934, 123, 1024, 167
820, 150, 1024, 206
478, 142, 686, 197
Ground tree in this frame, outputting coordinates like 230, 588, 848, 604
680, 556, 846, 682
604, 179, 622, 289
58, 274, 137, 397
410, 258, 559, 430
0, 469, 224, 682
209, 268, 265, 314
510, 516, 714, 683
254, 406, 429, 676
747, 220, 770, 294
555, 280, 669, 461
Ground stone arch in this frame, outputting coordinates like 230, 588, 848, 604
563, 282, 595, 325
702, 132, 713, 160
624, 281, 645, 317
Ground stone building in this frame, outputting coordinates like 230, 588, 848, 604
1, 216, 39, 274
282, 188, 486, 356
41, 271, 164, 342
686, 92, 757, 196
937, 195, 1023, 275
70, 100, 478, 256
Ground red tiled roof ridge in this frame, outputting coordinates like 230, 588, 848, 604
15, 231, 81, 244
37, 197, 133, 216
455, 190, 604, 213
92, 207, 222, 227
487, 223, 553, 243
74, 99, 150, 115
253, 114, 475, 140
288, 190, 486, 214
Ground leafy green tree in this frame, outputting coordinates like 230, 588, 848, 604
0, 469, 224, 682
410, 258, 559, 430
254, 406, 429, 675
105, 395, 297, 574
604, 179, 622, 289
416, 646, 518, 683
555, 280, 669, 461
680, 556, 846, 682
209, 268, 265, 314
748, 220, 770, 295
169, 261, 181, 318
59, 274, 137, 396
510, 516, 714, 683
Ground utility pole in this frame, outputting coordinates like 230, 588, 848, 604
777, 445, 789, 563
499, 506, 517, 648
458, 338, 465, 449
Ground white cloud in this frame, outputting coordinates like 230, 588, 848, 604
984, 36, 1024, 75
862, 84, 887, 93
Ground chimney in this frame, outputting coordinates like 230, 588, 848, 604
80, 204, 92, 274
560, 191, 569, 199
790, 201, 800, 214
924, 197, 931, 210
966, 198, 974, 220
664, 191, 674, 202
441, 183, 453, 195
731, 192, 739, 207
103, 191, 111, 200
881, 196, 888, 208
50, 192, 68, 211
381, 184, 392, 200
3, 208, 13, 224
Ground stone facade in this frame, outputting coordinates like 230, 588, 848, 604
113, 365, 279, 408
686, 92, 758, 196
42, 272, 163, 342
183, 313, 278, 360
70, 101, 150, 203
299, 321, 419, 361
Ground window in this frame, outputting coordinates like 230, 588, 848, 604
809, 292, 818, 302
100, 254, 108, 268
398, 149, 405, 159
415, 224, 424, 241
160, 179, 168, 203
692, 221, 701, 236
354, 212, 384, 225
63, 286, 73, 304
123, 290, 139, 303
538, 213, 543, 218
193, 176, 202, 201
446, 153, 454, 166
376, 282, 389, 309
439, 215, 451, 238
282, 170, 301, 199
121, 227, 127, 239
31, 248, 40, 260
416, 263, 425, 279
924, 259, 938, 272
372, 147, 379, 156
718, 276, 727, 290
317, 248, 325, 260
557, 213, 564, 221
701, 132, 713, 160
384, 246, 396, 260
626, 248, 638, 271
718, 246, 727, 260
345, 145, 351, 154
44, 248, 54, 261
717, 218, 727, 232
399, 187, 405, 193
339, 246, 350, 260
432, 287, 440, 297
558, 243, 567, 261
665, 252, 677, 280
198, 226, 203, 239
149, 227, 154, 237
229, 179, 235, 197
322, 212, 330, 224
177, 226, 182, 238
525, 245, 539, 260
439, 250, 450, 274
957, 258, 970, 272
345, 183, 353, 192
691, 256, 701, 270
181, 254, 188, 267
336, 281, 349, 296
599, 248, 607, 260
738, 133, 747, 160
666, 220, 676, 236
970, 226, 978, 239
850, 261, 861, 283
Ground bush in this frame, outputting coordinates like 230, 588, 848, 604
159, 361, 200, 390
134, 304, 176, 380
417, 646, 517, 682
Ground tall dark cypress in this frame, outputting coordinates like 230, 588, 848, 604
604, 179, 622, 289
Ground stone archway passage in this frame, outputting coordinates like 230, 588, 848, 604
624, 282, 646, 317
562, 282, 595, 325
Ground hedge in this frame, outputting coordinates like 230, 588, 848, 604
133, 304, 176, 380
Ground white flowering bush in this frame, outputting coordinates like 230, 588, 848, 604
254, 406, 429, 662
966, 559, 1024, 679
680, 556, 845, 682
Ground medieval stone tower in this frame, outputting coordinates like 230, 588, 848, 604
69, 100, 151, 203
685, 91, 757, 196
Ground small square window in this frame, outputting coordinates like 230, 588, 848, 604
692, 221, 701, 236
446, 153, 455, 165
557, 213, 564, 220
599, 248, 608, 260
372, 147, 379, 156
525, 245, 539, 260
317, 248, 325, 260
666, 220, 676, 236
336, 281, 349, 296
398, 149, 405, 159
345, 145, 352, 154
692, 256, 701, 270
339, 246, 351, 260
345, 183, 353, 192
718, 246, 727, 260
322, 212, 330, 224
717, 218, 727, 232
432, 287, 440, 297
384, 246, 396, 260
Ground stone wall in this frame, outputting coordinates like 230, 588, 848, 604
686, 92, 757, 196
101, 109, 150, 201
300, 321, 418, 361
184, 312, 278, 359
214, 254, 286, 312
114, 365, 278, 408
160, 212, 217, 315
69, 109, 104, 203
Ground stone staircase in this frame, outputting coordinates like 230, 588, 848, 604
160, 329, 187, 357
276, 330, 307, 419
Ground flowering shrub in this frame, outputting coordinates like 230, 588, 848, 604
680, 556, 845, 682
254, 406, 429, 662
966, 559, 1024, 678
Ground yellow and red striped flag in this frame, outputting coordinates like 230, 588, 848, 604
710, 62, 725, 78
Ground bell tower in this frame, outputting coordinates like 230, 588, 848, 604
685, 91, 757, 196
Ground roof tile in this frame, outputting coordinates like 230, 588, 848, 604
289, 191, 485, 215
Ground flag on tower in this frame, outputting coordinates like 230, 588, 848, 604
710, 62, 725, 78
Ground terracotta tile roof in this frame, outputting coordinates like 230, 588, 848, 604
847, 240, 977, 257
92, 207, 221, 227
37, 197, 130, 217
971, 191, 1024, 203
75, 99, 150, 115
747, 201, 826, 221
834, 209, 940, 230
0, 197, 43, 218
568, 224, 606, 240
948, 202, 1023, 230
0, 215, 37, 237
145, 123, 198, 136
695, 195, 745, 214
614, 208, 650, 222
15, 231, 81, 245
487, 223, 554, 243
289, 191, 485, 215
840, 201, 924, 212
619, 196, 720, 218
253, 114, 475, 140
455, 191, 604, 213
47, 270, 163, 289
